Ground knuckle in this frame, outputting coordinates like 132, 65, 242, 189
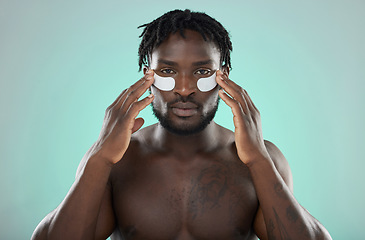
125, 87, 132, 95
252, 109, 260, 118
105, 105, 114, 114
122, 88, 128, 95
239, 91, 245, 99
125, 108, 136, 120
128, 89, 138, 99
128, 89, 135, 96
128, 101, 138, 112
233, 100, 240, 108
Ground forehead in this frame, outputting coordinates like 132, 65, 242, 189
150, 30, 220, 67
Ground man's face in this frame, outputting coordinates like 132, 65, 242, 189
147, 29, 224, 136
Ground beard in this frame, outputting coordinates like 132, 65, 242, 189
151, 97, 220, 136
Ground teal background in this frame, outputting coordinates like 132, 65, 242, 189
1, 1, 364, 239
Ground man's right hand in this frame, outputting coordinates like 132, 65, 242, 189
92, 70, 155, 165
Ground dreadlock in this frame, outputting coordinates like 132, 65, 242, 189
138, 9, 233, 71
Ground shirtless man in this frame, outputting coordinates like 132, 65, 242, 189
32, 9, 332, 240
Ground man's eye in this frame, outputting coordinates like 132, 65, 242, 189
196, 69, 211, 75
160, 69, 175, 74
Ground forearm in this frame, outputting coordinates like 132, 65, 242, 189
47, 154, 113, 240
248, 158, 331, 240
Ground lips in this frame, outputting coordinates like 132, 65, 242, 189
170, 102, 199, 117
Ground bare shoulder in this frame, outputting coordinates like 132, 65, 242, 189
129, 124, 157, 151
112, 124, 158, 165
131, 123, 156, 142
214, 123, 236, 147
264, 140, 293, 190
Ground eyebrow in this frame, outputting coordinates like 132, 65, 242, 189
192, 59, 213, 66
157, 59, 177, 66
157, 59, 214, 67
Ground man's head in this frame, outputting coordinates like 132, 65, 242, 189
138, 9, 233, 136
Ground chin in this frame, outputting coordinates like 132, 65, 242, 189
152, 104, 218, 136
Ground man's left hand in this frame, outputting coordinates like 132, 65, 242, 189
216, 70, 271, 166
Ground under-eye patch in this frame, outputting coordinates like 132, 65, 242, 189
153, 74, 175, 91
153, 71, 218, 92
197, 72, 217, 92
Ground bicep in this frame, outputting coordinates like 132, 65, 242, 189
32, 187, 115, 240
253, 140, 293, 240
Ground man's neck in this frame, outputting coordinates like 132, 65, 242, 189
151, 121, 221, 158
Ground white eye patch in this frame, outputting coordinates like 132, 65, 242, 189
153, 71, 217, 92
197, 72, 217, 92
153, 74, 175, 91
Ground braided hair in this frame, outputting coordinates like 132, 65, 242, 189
138, 9, 233, 71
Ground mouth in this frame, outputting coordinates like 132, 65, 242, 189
171, 107, 198, 117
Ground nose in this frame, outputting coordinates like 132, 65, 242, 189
173, 73, 197, 96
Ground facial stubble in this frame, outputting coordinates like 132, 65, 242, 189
151, 96, 220, 136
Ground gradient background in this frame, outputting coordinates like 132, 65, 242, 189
1, 1, 364, 239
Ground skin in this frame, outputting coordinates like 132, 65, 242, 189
32, 30, 332, 240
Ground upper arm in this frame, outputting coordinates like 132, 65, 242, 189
32, 142, 116, 240
32, 187, 116, 240
253, 140, 293, 240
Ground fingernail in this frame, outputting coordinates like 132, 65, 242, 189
147, 69, 153, 74
148, 93, 154, 98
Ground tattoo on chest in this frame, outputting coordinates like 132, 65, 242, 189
186, 161, 253, 222
188, 164, 229, 219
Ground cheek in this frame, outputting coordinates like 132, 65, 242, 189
202, 91, 219, 113
151, 87, 168, 112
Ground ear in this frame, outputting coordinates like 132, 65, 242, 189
143, 66, 149, 75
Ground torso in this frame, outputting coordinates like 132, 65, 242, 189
109, 124, 259, 240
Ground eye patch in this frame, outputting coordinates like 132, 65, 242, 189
153, 74, 175, 91
197, 72, 217, 92
153, 71, 217, 92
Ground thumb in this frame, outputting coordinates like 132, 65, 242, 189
132, 117, 145, 133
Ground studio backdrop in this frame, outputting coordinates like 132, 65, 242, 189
0, 1, 364, 239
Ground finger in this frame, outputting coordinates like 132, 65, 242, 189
132, 118, 145, 133
222, 76, 257, 114
241, 89, 256, 113
244, 90, 259, 112
107, 89, 128, 110
111, 81, 144, 111
216, 70, 243, 101
216, 71, 250, 115
220, 73, 256, 114
125, 93, 155, 121
219, 89, 247, 117
219, 90, 247, 129
119, 70, 155, 111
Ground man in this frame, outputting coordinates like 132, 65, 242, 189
32, 9, 332, 240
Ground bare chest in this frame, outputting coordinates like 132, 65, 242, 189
110, 155, 258, 240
